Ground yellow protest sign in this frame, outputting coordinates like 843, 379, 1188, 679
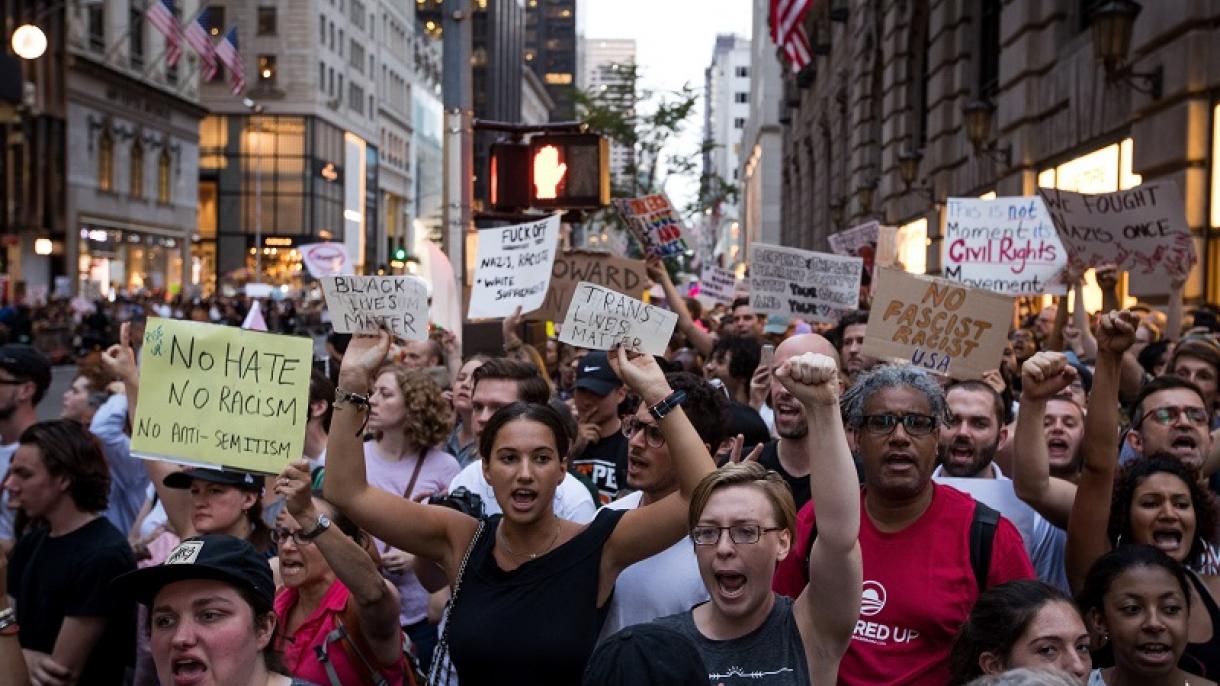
861, 268, 1013, 379
131, 318, 313, 474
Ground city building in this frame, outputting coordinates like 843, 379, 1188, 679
376, 1, 415, 274
577, 37, 635, 191
702, 33, 750, 267
522, 66, 556, 126
409, 23, 443, 251
777, 1, 1220, 302
524, 0, 576, 120
738, 0, 784, 254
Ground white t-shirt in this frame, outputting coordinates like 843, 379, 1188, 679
598, 490, 708, 641
447, 461, 596, 524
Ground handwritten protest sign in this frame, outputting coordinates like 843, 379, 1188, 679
299, 243, 353, 278
861, 268, 1013, 378
557, 281, 678, 356
468, 214, 560, 319
131, 319, 312, 474
526, 250, 648, 322
828, 221, 880, 256
748, 243, 862, 322
613, 194, 689, 258
1038, 179, 1195, 294
320, 275, 430, 339
943, 196, 1067, 296
699, 265, 739, 304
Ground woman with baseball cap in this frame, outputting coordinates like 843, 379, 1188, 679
113, 534, 319, 686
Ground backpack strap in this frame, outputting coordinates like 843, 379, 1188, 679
969, 501, 1001, 592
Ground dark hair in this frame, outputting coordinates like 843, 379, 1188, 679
946, 380, 1007, 428
730, 297, 751, 312
1077, 544, 1190, 620
1137, 340, 1172, 376
831, 309, 871, 350
1131, 375, 1206, 428
19, 420, 110, 513
712, 335, 762, 383
479, 402, 571, 463
473, 357, 552, 405
1169, 339, 1220, 384
948, 580, 1080, 686
1109, 454, 1219, 567
665, 372, 730, 449
308, 369, 335, 433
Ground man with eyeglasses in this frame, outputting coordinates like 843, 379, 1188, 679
598, 372, 728, 639
773, 364, 1033, 686
0, 344, 52, 555
1126, 376, 1215, 471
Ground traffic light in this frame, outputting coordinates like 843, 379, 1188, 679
528, 133, 610, 209
488, 142, 531, 211
393, 245, 407, 261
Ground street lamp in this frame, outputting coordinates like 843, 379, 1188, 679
856, 179, 878, 216
897, 148, 938, 205
962, 99, 1012, 167
10, 24, 47, 60
1091, 0, 1162, 99
829, 196, 845, 227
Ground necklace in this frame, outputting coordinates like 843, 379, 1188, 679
498, 522, 561, 561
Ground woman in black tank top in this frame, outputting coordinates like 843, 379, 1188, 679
322, 334, 718, 685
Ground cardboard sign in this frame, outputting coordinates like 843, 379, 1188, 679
613, 194, 689, 258
320, 275, 430, 339
526, 250, 648, 322
943, 196, 1067, 295
468, 214, 561, 319
131, 319, 313, 474
699, 265, 739, 304
299, 243, 353, 278
1038, 179, 1195, 294
748, 243, 862, 322
862, 268, 1013, 379
828, 221, 880, 256
557, 281, 678, 356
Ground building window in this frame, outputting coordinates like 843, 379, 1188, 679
328, 67, 335, 96
98, 130, 114, 192
733, 117, 745, 129
258, 7, 277, 35
349, 83, 364, 114
158, 147, 172, 203
338, 29, 344, 57
329, 22, 334, 49
735, 66, 748, 78
369, 94, 374, 115
896, 218, 929, 274
129, 7, 145, 69
206, 7, 225, 37
320, 14, 326, 43
130, 139, 144, 199
338, 74, 344, 98
319, 61, 325, 92
351, 41, 365, 72
351, 0, 366, 29
258, 55, 277, 85
734, 92, 748, 104
978, 0, 1001, 99
87, 5, 105, 51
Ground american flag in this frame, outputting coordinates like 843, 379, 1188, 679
182, 9, 217, 80
145, 0, 181, 66
215, 27, 244, 95
770, 0, 814, 72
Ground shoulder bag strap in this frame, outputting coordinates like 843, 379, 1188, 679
402, 450, 429, 500
427, 519, 485, 686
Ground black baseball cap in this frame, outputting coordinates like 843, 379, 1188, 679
112, 534, 275, 607
164, 467, 263, 491
0, 343, 51, 402
583, 623, 707, 685
575, 351, 622, 397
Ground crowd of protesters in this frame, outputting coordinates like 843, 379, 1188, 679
0, 257, 1219, 686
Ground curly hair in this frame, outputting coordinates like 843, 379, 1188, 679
1109, 454, 1219, 568
372, 363, 453, 449
840, 364, 950, 429
711, 335, 762, 383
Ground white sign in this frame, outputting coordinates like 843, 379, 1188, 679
943, 196, 1067, 295
468, 214, 561, 319
244, 283, 274, 299
828, 221, 881, 256
320, 275, 430, 339
748, 243, 862, 322
299, 243, 354, 278
699, 265, 738, 304
558, 281, 678, 356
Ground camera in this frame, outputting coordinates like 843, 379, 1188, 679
428, 487, 485, 519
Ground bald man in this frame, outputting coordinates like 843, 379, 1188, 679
756, 334, 847, 509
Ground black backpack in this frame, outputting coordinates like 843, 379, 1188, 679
803, 500, 1001, 591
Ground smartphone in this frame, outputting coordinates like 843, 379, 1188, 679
760, 344, 775, 368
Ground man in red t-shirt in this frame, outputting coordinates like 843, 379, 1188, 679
773, 364, 1033, 686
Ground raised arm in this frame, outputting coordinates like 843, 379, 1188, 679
603, 346, 716, 574
322, 331, 477, 581
1166, 257, 1189, 343
1012, 352, 1079, 529
277, 459, 402, 666
1066, 310, 1137, 592
646, 257, 715, 357
780, 353, 862, 670
1045, 295, 1070, 352
1071, 282, 1098, 362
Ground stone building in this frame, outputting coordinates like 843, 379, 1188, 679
779, 0, 1220, 302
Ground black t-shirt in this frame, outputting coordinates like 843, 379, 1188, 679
758, 440, 812, 510
8, 516, 137, 683
571, 430, 629, 505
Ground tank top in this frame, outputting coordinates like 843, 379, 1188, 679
1182, 569, 1220, 678
445, 508, 626, 685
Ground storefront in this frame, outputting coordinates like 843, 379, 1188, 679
78, 224, 185, 299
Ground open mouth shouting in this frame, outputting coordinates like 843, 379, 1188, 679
1150, 527, 1186, 558
882, 452, 918, 476
1169, 433, 1199, 461
509, 488, 539, 513
945, 440, 977, 469
170, 656, 208, 685
713, 567, 749, 601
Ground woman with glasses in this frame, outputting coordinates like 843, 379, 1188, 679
653, 353, 862, 686
323, 333, 718, 685
271, 459, 408, 686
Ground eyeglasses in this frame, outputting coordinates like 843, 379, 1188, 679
271, 528, 314, 547
1138, 406, 1211, 428
691, 524, 784, 546
622, 416, 665, 448
858, 413, 938, 436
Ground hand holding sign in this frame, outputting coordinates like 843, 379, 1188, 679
775, 352, 840, 408
557, 281, 678, 357
608, 344, 674, 407
1020, 352, 1077, 402
321, 275, 430, 339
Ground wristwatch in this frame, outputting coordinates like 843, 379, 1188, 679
649, 390, 688, 422
298, 513, 332, 541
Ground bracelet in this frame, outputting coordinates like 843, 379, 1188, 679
0, 607, 15, 633
648, 390, 687, 422
334, 387, 370, 410
0, 622, 16, 637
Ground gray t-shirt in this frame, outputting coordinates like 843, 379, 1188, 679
653, 594, 809, 685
